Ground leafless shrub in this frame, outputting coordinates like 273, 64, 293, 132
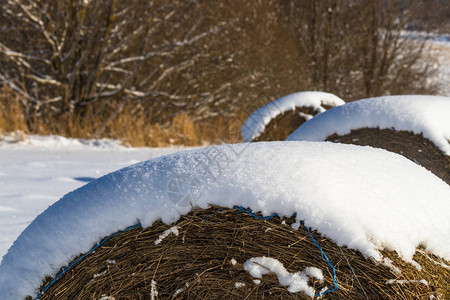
278, 0, 439, 100
0, 0, 240, 127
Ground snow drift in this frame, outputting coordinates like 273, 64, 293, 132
0, 135, 182, 264
1, 141, 450, 299
287, 95, 450, 155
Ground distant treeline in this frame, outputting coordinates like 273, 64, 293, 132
0, 0, 447, 145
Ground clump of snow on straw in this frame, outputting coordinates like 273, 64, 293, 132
151, 280, 158, 300
287, 95, 450, 155
244, 256, 323, 297
154, 226, 179, 245
386, 279, 428, 286
173, 288, 183, 296
1, 141, 450, 299
241, 91, 344, 142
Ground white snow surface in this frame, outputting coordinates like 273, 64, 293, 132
287, 95, 450, 155
0, 134, 185, 265
1, 141, 450, 299
241, 91, 345, 142
1, 134, 126, 150
244, 256, 323, 297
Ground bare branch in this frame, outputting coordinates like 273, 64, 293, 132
0, 73, 38, 105
11, 0, 58, 53
24, 74, 61, 87
0, 42, 50, 65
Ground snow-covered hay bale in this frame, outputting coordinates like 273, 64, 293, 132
35, 206, 449, 300
287, 95, 450, 184
241, 92, 345, 142
1, 142, 450, 299
326, 128, 450, 185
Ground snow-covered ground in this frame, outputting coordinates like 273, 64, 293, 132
0, 32, 448, 298
1, 141, 449, 299
0, 135, 186, 264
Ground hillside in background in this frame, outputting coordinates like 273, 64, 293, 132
0, 0, 449, 146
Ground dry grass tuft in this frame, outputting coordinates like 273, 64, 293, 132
36, 206, 449, 300
0, 85, 244, 146
0, 84, 28, 138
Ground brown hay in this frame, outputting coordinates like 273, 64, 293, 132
0, 85, 243, 147
0, 84, 29, 137
254, 107, 320, 142
35, 206, 449, 300
326, 128, 450, 185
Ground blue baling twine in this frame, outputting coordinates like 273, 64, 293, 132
206, 207, 224, 224
236, 206, 340, 297
301, 221, 341, 297
35, 207, 340, 299
236, 206, 278, 220
35, 223, 142, 300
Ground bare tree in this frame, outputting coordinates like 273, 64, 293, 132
0, 0, 238, 127
278, 0, 438, 100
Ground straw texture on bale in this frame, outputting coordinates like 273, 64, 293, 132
35, 206, 449, 300
253, 106, 325, 142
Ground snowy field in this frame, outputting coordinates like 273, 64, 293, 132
0, 135, 186, 264
0, 32, 448, 298
1, 140, 449, 299
0, 93, 449, 298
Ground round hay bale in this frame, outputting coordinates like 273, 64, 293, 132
36, 206, 449, 300
326, 128, 450, 185
254, 106, 321, 142
241, 91, 345, 142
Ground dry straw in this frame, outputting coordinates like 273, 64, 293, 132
35, 206, 449, 300
252, 107, 318, 142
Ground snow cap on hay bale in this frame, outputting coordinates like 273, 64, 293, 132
1, 142, 450, 299
287, 95, 450, 184
241, 91, 345, 142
